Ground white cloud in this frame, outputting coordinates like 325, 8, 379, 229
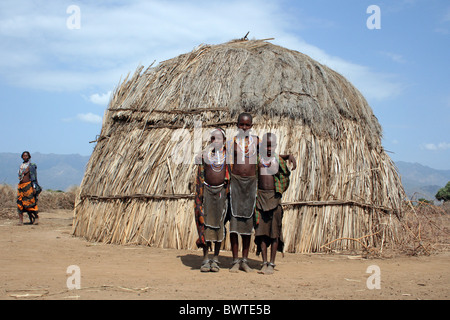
434, 27, 449, 35
380, 51, 406, 64
424, 142, 450, 151
0, 0, 404, 102
424, 143, 437, 151
0, 0, 283, 91
76, 113, 103, 124
443, 6, 450, 22
89, 91, 112, 105
275, 35, 405, 101
434, 6, 450, 34
62, 112, 103, 124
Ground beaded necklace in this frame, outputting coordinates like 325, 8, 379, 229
260, 156, 274, 168
235, 135, 257, 161
260, 155, 279, 176
207, 148, 226, 172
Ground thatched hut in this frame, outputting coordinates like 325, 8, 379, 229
72, 39, 406, 253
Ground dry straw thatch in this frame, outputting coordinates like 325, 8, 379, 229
72, 39, 407, 253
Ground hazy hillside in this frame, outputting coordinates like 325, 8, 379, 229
0, 153, 448, 201
395, 161, 450, 201
0, 152, 90, 191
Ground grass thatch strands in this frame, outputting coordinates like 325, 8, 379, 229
72, 39, 408, 253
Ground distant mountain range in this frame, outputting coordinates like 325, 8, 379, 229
0, 152, 90, 191
0, 153, 448, 201
394, 161, 450, 201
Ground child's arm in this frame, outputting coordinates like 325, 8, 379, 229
279, 154, 297, 170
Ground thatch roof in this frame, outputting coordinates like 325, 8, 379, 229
72, 39, 406, 253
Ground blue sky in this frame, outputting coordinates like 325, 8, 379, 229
0, 0, 449, 169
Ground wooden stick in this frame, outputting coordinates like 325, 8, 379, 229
80, 193, 194, 201
282, 200, 394, 214
320, 230, 382, 250
107, 107, 229, 114
166, 159, 176, 194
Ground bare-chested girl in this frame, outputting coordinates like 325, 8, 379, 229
194, 128, 229, 272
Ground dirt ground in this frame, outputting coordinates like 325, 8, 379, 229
0, 210, 448, 301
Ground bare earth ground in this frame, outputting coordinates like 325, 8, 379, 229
0, 210, 449, 301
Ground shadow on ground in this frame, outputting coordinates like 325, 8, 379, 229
177, 254, 262, 271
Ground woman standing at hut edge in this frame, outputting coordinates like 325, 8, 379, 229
17, 151, 41, 225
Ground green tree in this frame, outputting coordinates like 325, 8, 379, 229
418, 198, 433, 205
435, 181, 450, 202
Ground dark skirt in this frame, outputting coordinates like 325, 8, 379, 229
203, 183, 227, 242
229, 173, 257, 235
254, 189, 284, 253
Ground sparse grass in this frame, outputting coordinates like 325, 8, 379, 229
396, 200, 450, 256
0, 183, 79, 219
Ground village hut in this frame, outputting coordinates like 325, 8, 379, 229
72, 39, 406, 253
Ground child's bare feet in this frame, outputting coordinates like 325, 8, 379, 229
229, 259, 240, 273
200, 259, 211, 272
258, 262, 268, 274
265, 263, 275, 275
239, 258, 253, 273
17, 213, 24, 225
210, 259, 220, 272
